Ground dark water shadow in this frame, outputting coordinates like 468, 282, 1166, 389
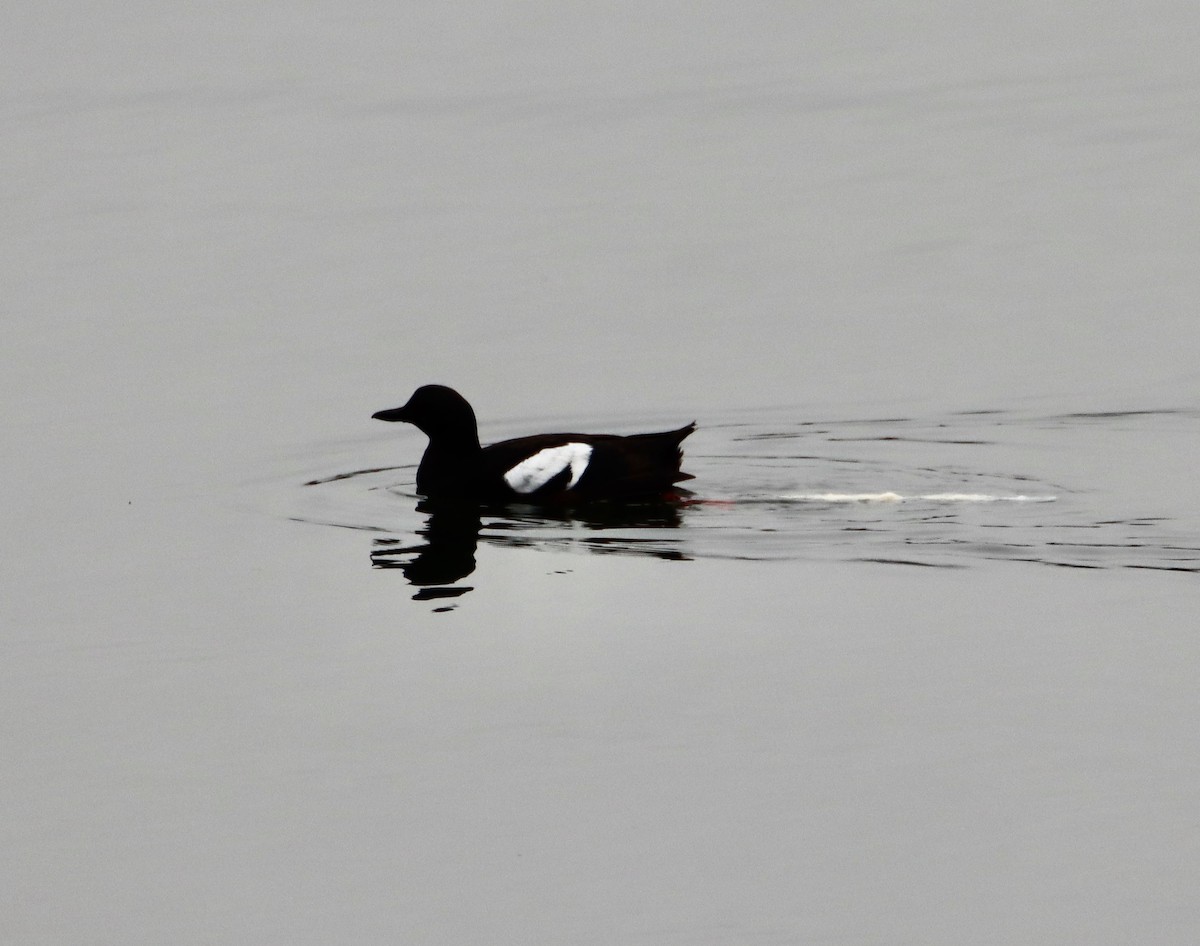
366, 496, 692, 607
370, 505, 482, 587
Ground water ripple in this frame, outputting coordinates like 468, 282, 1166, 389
279, 404, 1200, 602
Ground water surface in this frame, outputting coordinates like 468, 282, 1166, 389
4, 2, 1200, 944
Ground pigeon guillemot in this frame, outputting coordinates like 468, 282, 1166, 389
372, 385, 695, 503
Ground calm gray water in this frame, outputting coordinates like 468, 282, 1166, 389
4, 3, 1200, 944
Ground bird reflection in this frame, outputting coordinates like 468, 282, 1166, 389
370, 504, 480, 586
371, 495, 691, 602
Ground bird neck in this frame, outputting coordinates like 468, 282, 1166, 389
426, 425, 481, 456
416, 434, 482, 498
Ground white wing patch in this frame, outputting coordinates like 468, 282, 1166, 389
503, 443, 593, 494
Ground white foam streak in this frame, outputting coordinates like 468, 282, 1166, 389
780, 492, 1056, 503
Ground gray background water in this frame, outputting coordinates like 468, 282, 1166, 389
4, 3, 1199, 943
